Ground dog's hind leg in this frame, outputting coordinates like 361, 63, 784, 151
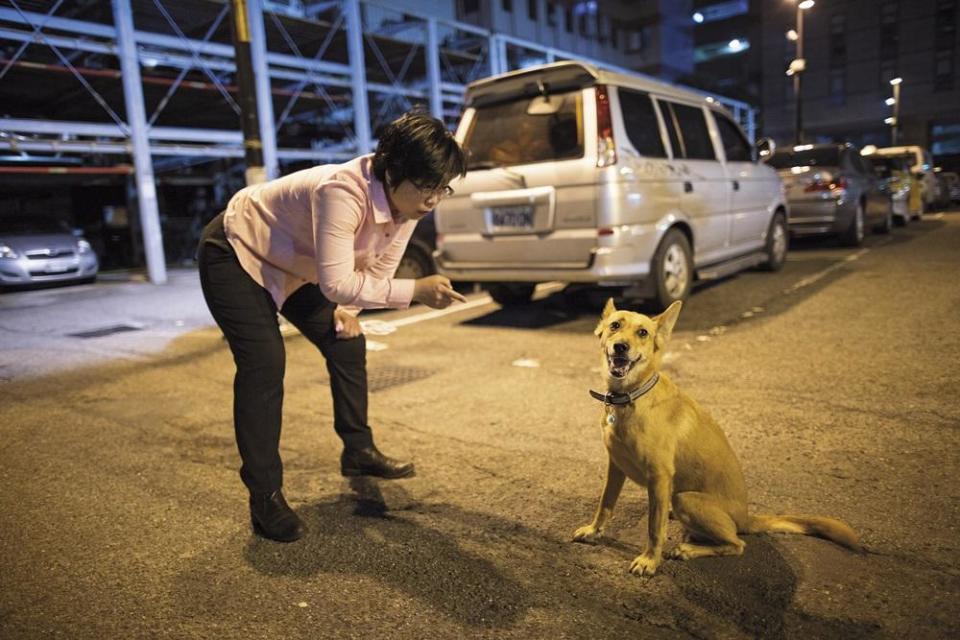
668, 491, 746, 560
572, 457, 626, 543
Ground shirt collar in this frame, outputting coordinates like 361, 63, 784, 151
363, 154, 394, 225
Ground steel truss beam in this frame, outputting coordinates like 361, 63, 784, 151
0, 0, 759, 283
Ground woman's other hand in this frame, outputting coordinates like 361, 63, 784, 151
333, 308, 362, 340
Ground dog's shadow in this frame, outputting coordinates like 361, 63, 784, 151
628, 532, 881, 639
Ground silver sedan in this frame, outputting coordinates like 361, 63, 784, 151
0, 215, 99, 288
766, 143, 893, 246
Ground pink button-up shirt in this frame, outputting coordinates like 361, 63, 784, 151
223, 154, 417, 312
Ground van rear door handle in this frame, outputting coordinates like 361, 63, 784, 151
683, 181, 693, 193
732, 180, 740, 191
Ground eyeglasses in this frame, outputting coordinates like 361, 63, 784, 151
413, 182, 455, 198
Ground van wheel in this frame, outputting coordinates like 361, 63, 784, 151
841, 201, 865, 247
395, 246, 434, 280
649, 229, 693, 312
761, 212, 788, 271
488, 283, 536, 306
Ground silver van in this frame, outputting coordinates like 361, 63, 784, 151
435, 61, 788, 309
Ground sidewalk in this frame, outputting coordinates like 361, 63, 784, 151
0, 268, 216, 381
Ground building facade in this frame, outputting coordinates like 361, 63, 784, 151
453, 0, 695, 80
763, 0, 959, 156
684, 0, 959, 167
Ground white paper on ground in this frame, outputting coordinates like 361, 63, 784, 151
360, 320, 397, 336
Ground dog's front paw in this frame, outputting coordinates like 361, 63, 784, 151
572, 524, 602, 544
628, 552, 660, 577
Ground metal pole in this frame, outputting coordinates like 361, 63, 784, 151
488, 33, 499, 77
345, 0, 372, 154
111, 0, 167, 285
892, 82, 900, 146
794, 5, 804, 145
426, 17, 443, 121
246, 0, 278, 180
228, 0, 266, 185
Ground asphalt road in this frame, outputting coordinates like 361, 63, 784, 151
2, 211, 958, 639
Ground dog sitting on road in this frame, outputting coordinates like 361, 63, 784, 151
572, 299, 861, 576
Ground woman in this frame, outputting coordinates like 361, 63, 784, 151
198, 112, 467, 542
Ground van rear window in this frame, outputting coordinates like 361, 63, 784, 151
463, 90, 583, 168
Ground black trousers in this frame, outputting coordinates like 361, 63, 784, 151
197, 212, 373, 493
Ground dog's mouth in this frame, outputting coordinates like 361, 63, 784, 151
607, 354, 640, 379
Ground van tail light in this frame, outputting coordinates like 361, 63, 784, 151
595, 84, 617, 168
804, 175, 847, 194
598, 227, 615, 236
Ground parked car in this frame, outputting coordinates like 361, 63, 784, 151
942, 171, 960, 204
866, 145, 938, 214
765, 143, 893, 245
0, 215, 98, 288
434, 61, 789, 310
865, 153, 916, 225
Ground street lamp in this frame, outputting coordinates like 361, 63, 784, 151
889, 77, 902, 145
787, 0, 815, 144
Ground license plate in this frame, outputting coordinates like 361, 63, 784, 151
44, 258, 76, 273
490, 205, 534, 230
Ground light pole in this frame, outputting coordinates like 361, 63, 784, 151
787, 0, 815, 144
889, 77, 902, 145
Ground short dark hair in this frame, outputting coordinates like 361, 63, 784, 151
372, 112, 466, 190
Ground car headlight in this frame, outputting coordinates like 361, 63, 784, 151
77, 239, 92, 254
0, 243, 19, 259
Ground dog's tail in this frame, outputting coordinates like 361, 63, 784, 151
746, 514, 862, 552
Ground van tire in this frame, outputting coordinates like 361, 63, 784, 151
395, 245, 434, 280
488, 283, 536, 306
761, 212, 788, 271
649, 229, 693, 312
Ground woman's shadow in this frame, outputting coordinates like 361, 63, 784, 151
241, 477, 531, 629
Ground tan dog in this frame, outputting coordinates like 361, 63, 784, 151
572, 299, 860, 576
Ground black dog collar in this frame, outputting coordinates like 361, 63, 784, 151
589, 373, 661, 405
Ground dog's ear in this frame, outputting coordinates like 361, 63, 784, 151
653, 300, 683, 351
601, 297, 617, 319
595, 298, 617, 337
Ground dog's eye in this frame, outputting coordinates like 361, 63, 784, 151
609, 321, 621, 331
638, 328, 649, 338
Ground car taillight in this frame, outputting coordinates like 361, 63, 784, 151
595, 84, 617, 168
804, 176, 848, 193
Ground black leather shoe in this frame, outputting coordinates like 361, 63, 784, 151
249, 489, 306, 542
341, 445, 415, 479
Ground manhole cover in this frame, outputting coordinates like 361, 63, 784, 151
68, 324, 143, 339
368, 366, 435, 392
